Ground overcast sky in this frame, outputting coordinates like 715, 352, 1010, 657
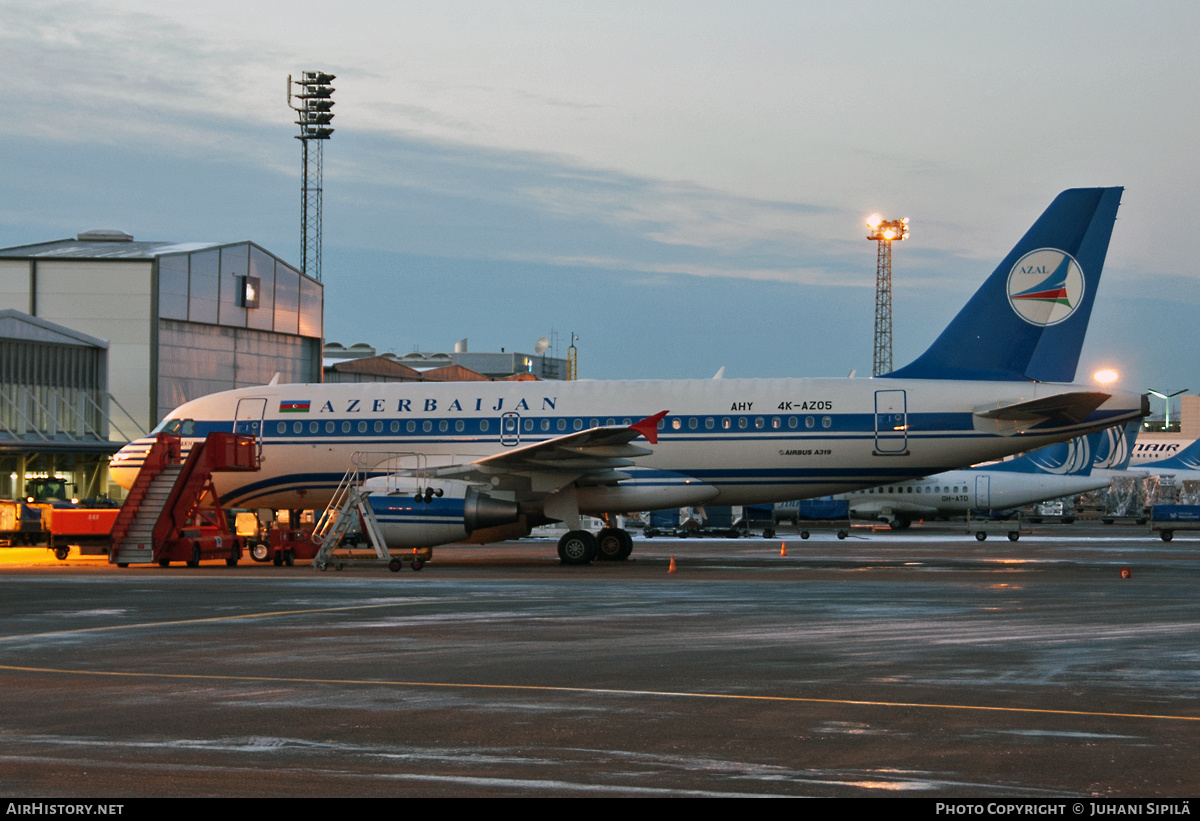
3, 0, 1197, 408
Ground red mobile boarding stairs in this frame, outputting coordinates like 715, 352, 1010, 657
109, 432, 260, 567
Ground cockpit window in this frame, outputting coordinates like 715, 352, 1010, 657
149, 418, 195, 436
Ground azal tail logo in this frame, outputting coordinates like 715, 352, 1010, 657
279, 400, 310, 413
1006, 248, 1085, 327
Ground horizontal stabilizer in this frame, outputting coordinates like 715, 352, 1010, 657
974, 391, 1110, 425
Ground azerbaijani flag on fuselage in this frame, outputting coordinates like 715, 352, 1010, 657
279, 400, 311, 413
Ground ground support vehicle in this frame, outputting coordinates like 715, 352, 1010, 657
1148, 505, 1200, 542
965, 514, 1027, 542
248, 527, 322, 566
45, 507, 121, 559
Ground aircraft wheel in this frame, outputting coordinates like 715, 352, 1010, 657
250, 542, 270, 562
557, 530, 598, 565
388, 558, 402, 572
1161, 530, 1174, 542
54, 547, 69, 561
1008, 531, 1020, 542
975, 532, 987, 542
616, 530, 634, 560
596, 527, 625, 561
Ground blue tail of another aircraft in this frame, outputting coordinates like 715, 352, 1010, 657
889, 187, 1123, 383
1093, 420, 1140, 470
982, 430, 1103, 476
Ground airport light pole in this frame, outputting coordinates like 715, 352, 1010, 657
866, 214, 909, 376
1147, 388, 1187, 431
288, 71, 335, 282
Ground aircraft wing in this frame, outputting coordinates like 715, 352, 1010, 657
425, 410, 669, 495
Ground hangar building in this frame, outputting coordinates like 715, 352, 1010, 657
0, 230, 323, 498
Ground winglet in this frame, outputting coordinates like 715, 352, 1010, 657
631, 410, 669, 445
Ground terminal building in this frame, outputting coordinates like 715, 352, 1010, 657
0, 230, 323, 498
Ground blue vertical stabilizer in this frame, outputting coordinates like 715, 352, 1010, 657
889, 187, 1122, 382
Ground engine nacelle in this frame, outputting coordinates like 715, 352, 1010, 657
363, 479, 521, 549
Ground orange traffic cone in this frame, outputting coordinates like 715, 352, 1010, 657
668, 555, 677, 574
780, 541, 787, 557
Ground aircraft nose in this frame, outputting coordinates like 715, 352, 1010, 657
108, 442, 146, 489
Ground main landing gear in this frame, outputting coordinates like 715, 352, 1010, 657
557, 527, 637, 565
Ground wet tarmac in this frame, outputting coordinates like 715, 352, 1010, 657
0, 525, 1198, 797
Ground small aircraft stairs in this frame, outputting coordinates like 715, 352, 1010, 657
109, 432, 260, 566
311, 451, 431, 572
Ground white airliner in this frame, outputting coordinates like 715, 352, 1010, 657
1126, 434, 1200, 482
110, 187, 1146, 564
1129, 436, 1191, 466
797, 420, 1139, 528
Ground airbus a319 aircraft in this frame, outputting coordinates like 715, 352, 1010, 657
110, 187, 1147, 564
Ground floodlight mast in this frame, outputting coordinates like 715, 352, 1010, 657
866, 214, 909, 376
1147, 388, 1187, 431
288, 72, 335, 282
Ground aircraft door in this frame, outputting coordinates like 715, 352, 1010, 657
974, 475, 990, 509
234, 398, 268, 452
874, 390, 908, 454
500, 412, 521, 447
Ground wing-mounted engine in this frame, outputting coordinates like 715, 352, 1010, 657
362, 477, 521, 549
